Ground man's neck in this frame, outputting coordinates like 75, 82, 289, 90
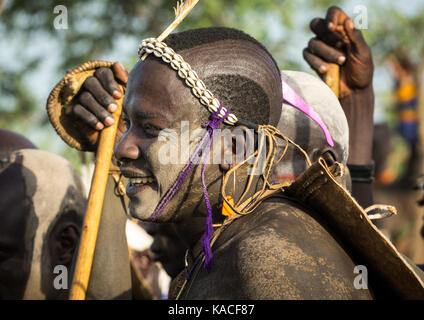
185, 175, 263, 248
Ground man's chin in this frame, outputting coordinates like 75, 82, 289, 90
126, 179, 191, 222
126, 182, 161, 220
128, 199, 157, 221
128, 195, 182, 222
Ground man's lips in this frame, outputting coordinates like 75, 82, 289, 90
125, 179, 155, 198
128, 176, 155, 184
120, 167, 156, 197
120, 167, 153, 179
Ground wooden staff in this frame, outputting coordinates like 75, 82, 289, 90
325, 63, 340, 98
69, 94, 123, 300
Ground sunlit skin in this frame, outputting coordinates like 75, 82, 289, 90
115, 57, 212, 224
114, 54, 248, 230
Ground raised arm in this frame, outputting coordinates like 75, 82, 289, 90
303, 6, 374, 207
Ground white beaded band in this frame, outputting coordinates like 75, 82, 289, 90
138, 38, 238, 125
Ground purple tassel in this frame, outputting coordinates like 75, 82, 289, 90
199, 106, 229, 272
149, 106, 230, 272
149, 130, 211, 221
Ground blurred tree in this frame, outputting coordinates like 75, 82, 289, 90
365, 4, 424, 64
0, 0, 330, 71
364, 4, 424, 171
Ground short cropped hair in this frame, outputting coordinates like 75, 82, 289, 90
164, 27, 282, 126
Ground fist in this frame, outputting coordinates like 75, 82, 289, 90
73, 62, 128, 131
303, 6, 373, 98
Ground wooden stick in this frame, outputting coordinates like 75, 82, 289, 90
69, 94, 123, 300
325, 63, 340, 98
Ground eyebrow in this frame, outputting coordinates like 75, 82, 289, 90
129, 109, 170, 125
122, 103, 160, 118
134, 109, 162, 119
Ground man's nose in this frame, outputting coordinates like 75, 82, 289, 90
114, 130, 139, 161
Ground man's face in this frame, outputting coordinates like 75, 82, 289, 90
115, 57, 207, 222
0, 163, 35, 299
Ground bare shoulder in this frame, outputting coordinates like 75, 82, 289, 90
218, 197, 373, 299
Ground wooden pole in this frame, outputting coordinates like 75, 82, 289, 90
69, 94, 123, 300
325, 63, 340, 98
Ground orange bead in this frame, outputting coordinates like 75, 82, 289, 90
222, 196, 235, 216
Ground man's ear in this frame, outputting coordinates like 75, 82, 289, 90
219, 125, 254, 171
50, 222, 80, 267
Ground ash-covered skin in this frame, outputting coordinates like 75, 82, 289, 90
0, 150, 85, 300
116, 58, 214, 223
